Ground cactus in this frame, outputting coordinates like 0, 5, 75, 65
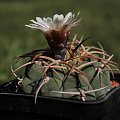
11, 12, 119, 102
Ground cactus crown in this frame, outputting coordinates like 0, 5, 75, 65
11, 12, 119, 103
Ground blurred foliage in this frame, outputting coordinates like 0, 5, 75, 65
0, 0, 120, 83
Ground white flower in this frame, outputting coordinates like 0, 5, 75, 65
25, 12, 81, 33
25, 12, 81, 52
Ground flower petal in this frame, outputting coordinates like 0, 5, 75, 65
46, 17, 54, 29
71, 19, 81, 27
46, 17, 52, 23
36, 17, 49, 28
63, 12, 73, 25
25, 24, 48, 32
58, 14, 64, 23
53, 14, 60, 24
43, 17, 47, 23
30, 20, 46, 28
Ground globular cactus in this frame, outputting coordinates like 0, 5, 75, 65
11, 12, 119, 102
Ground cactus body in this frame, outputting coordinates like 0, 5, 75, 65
11, 12, 119, 102
15, 38, 114, 101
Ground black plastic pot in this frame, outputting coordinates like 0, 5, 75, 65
0, 86, 120, 120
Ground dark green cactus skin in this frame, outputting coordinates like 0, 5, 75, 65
20, 45, 111, 101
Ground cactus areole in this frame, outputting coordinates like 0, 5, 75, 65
11, 12, 119, 103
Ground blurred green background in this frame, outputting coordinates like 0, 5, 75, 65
0, 0, 120, 83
